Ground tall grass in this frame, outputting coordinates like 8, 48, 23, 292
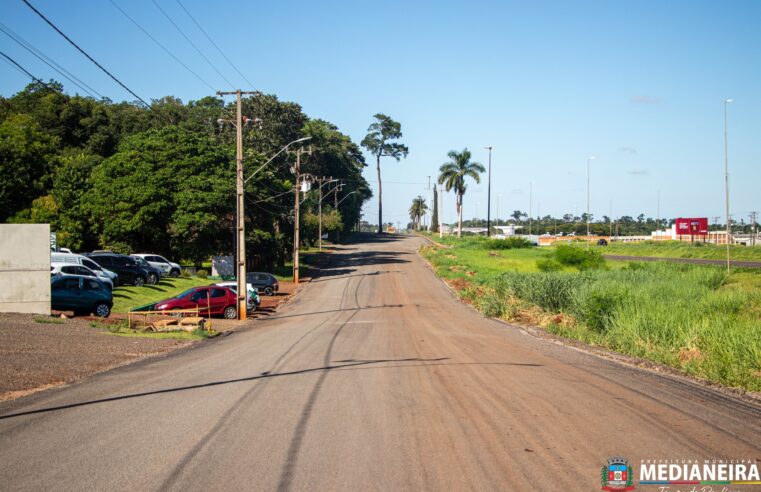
489, 262, 760, 390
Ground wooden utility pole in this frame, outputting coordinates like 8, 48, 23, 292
289, 146, 312, 284
217, 89, 259, 320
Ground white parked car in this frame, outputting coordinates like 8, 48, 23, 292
51, 262, 114, 290
51, 252, 118, 286
215, 282, 260, 312
131, 254, 182, 277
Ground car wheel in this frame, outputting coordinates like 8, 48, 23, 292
264, 286, 274, 296
133, 276, 145, 287
223, 306, 237, 319
147, 273, 158, 285
94, 302, 111, 318
170, 269, 180, 278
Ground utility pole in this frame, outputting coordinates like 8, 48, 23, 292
750, 211, 757, 246
289, 145, 312, 284
426, 176, 431, 231
724, 99, 733, 273
217, 89, 259, 320
529, 181, 533, 235
656, 190, 660, 233
609, 199, 613, 237
485, 146, 493, 237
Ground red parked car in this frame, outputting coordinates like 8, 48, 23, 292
154, 286, 238, 319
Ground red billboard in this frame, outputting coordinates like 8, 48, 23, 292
675, 217, 708, 235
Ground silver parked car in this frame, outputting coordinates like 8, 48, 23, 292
51, 253, 119, 286
131, 254, 182, 278
51, 262, 114, 291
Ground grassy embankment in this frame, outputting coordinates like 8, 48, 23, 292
112, 277, 211, 313
604, 240, 761, 262
420, 234, 761, 391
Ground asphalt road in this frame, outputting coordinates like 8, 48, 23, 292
1, 234, 760, 491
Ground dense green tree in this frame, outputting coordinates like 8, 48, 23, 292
0, 113, 59, 221
431, 185, 439, 233
84, 126, 234, 263
361, 114, 408, 233
438, 149, 484, 237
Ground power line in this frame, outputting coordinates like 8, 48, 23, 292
175, 0, 256, 89
21, 0, 149, 107
109, 0, 215, 92
0, 49, 43, 84
0, 21, 102, 98
150, 0, 235, 90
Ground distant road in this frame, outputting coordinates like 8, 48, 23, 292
604, 254, 761, 268
1, 234, 760, 490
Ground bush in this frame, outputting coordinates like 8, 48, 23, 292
484, 237, 532, 250
493, 271, 588, 312
180, 268, 192, 278
196, 269, 208, 279
553, 245, 606, 271
536, 257, 562, 272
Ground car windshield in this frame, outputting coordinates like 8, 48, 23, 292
133, 257, 148, 266
176, 289, 196, 299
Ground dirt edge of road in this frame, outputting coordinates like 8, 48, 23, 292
0, 282, 301, 403
417, 246, 761, 406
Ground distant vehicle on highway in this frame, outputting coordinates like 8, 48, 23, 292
245, 272, 279, 296
154, 286, 238, 319
84, 252, 149, 287
51, 275, 113, 318
131, 254, 182, 277
215, 281, 260, 312
51, 262, 114, 291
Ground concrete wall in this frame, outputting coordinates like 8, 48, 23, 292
0, 224, 51, 314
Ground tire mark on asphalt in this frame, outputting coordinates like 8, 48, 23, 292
276, 274, 365, 491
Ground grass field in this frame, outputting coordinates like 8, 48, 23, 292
420, 234, 761, 391
604, 240, 761, 262
111, 277, 212, 313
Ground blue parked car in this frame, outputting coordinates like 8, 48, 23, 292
51, 275, 113, 318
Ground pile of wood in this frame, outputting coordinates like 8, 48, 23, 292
143, 317, 207, 333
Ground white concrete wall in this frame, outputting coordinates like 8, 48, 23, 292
0, 224, 51, 314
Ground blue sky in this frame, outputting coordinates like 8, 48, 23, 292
2, 0, 760, 227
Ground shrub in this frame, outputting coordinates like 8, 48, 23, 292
493, 271, 588, 312
553, 245, 606, 270
196, 269, 208, 279
180, 268, 192, 278
536, 257, 562, 272
484, 237, 532, 250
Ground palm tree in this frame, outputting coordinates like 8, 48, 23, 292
408, 195, 428, 231
437, 149, 485, 237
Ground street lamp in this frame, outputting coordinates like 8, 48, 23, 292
485, 146, 493, 237
244, 136, 312, 183
724, 99, 733, 273
587, 156, 596, 239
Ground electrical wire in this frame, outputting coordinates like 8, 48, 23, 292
0, 22, 102, 98
108, 0, 215, 92
150, 0, 235, 89
0, 49, 44, 84
21, 0, 149, 107
248, 189, 292, 204
175, 0, 255, 89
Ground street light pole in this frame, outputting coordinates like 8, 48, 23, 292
724, 99, 734, 273
217, 89, 260, 320
586, 156, 596, 240
485, 146, 493, 237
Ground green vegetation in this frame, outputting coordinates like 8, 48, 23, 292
34, 316, 65, 324
604, 240, 761, 262
111, 277, 211, 313
421, 235, 761, 391
437, 148, 485, 237
2, 81, 371, 269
